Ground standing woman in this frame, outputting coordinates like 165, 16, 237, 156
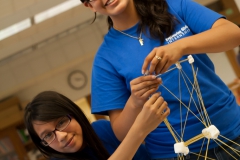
82, 0, 240, 159
24, 90, 169, 160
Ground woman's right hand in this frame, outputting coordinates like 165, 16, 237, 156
134, 92, 170, 133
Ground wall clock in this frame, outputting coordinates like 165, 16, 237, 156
67, 70, 87, 90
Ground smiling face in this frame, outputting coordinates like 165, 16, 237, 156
84, 0, 134, 18
84, 0, 139, 30
33, 116, 84, 153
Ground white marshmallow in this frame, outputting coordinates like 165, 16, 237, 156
202, 125, 220, 139
188, 55, 194, 64
175, 62, 182, 69
174, 142, 189, 155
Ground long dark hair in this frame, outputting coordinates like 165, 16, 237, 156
24, 91, 110, 160
110, 0, 177, 43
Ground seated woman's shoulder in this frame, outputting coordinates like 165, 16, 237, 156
91, 119, 113, 137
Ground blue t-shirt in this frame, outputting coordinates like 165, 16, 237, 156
91, 0, 240, 159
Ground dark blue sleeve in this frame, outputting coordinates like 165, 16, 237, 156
181, 0, 224, 33
167, 0, 224, 34
91, 120, 151, 160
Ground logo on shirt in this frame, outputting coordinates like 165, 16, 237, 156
165, 25, 190, 44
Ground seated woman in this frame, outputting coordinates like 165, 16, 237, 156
24, 75, 169, 160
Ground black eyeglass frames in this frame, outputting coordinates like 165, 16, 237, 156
41, 115, 72, 146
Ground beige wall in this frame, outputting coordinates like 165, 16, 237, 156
234, 0, 240, 11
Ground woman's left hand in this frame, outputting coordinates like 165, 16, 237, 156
142, 43, 184, 75
129, 75, 162, 109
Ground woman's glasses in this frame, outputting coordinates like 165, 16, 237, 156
41, 115, 71, 146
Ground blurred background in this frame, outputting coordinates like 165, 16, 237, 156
0, 0, 239, 159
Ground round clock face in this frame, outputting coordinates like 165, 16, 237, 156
67, 70, 87, 90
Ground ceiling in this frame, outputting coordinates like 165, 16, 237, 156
0, 0, 95, 62
0, 0, 220, 62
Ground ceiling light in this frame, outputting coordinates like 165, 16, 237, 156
34, 1, 81, 24
0, 18, 31, 41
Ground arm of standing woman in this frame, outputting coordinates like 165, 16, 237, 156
108, 75, 162, 141
108, 92, 169, 160
142, 18, 240, 75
